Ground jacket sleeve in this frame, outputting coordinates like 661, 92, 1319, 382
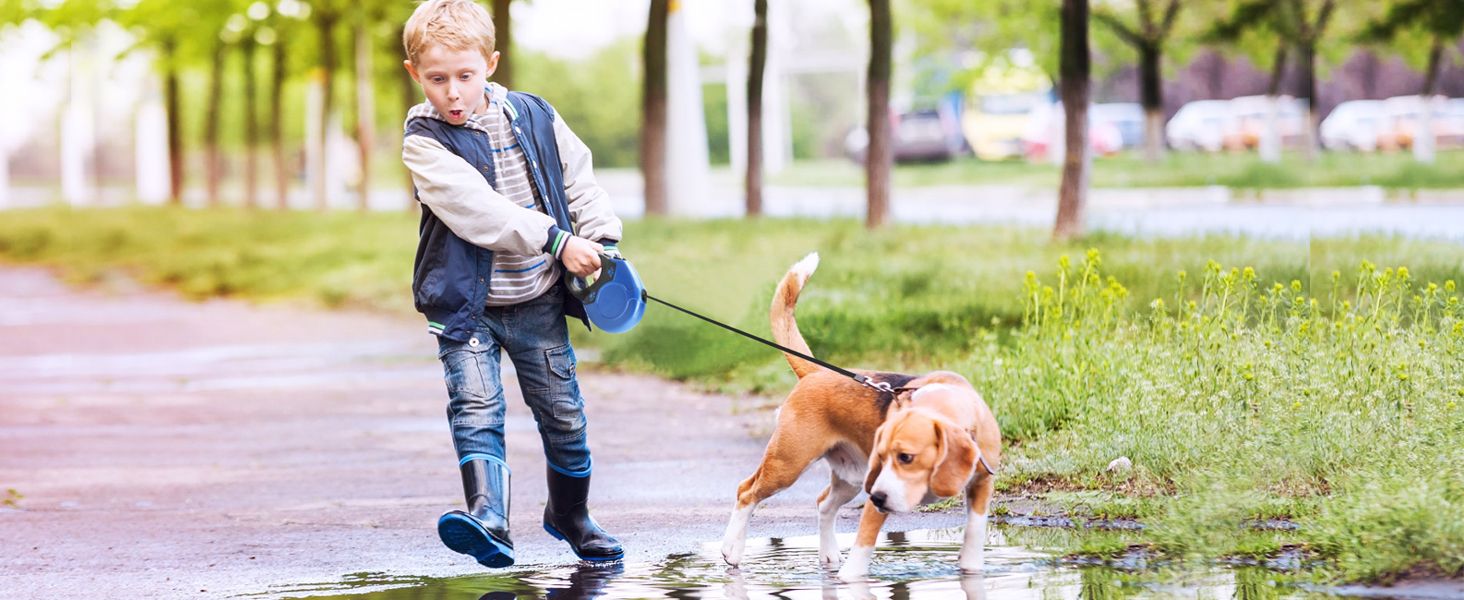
552, 112, 624, 244
403, 133, 557, 256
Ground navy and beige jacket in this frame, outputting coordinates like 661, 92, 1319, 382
402, 87, 623, 342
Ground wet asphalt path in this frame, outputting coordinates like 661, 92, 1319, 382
0, 267, 957, 599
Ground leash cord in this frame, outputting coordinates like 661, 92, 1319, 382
642, 292, 893, 393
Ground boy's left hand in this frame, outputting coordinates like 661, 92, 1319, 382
561, 236, 603, 279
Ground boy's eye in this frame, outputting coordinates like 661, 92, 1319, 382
431, 77, 444, 83
460, 74, 472, 80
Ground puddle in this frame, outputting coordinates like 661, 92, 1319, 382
255, 526, 1347, 600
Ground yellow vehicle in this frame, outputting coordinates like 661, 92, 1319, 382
962, 52, 1052, 161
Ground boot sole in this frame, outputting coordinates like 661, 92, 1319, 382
439, 513, 514, 568
543, 523, 625, 562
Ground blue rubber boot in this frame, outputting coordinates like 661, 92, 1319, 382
438, 457, 514, 568
542, 468, 623, 562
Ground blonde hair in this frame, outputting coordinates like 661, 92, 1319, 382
403, 0, 496, 66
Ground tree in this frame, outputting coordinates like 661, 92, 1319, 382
1054, 0, 1091, 241
312, 0, 343, 210
491, 0, 513, 89
744, 0, 767, 218
352, 7, 376, 212
240, 13, 261, 209
1208, 0, 1340, 160
1092, 0, 1182, 163
640, 0, 669, 216
865, 0, 893, 229
1361, 0, 1464, 96
1361, 0, 1464, 163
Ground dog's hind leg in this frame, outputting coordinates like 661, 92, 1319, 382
816, 471, 861, 567
721, 423, 830, 567
958, 473, 995, 573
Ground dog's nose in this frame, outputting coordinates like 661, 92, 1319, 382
869, 492, 887, 509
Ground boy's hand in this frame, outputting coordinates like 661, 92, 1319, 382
561, 236, 603, 279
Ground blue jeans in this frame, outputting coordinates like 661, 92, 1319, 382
437, 285, 592, 476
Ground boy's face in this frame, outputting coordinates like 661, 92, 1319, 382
404, 45, 500, 126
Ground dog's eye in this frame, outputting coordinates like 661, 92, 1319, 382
897, 453, 915, 464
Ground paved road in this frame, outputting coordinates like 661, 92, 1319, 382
0, 267, 957, 599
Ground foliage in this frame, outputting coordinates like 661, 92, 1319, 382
516, 39, 644, 169
973, 251, 1463, 579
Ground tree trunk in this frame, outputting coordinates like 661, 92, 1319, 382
492, 0, 513, 89
640, 0, 669, 216
163, 37, 183, 206
243, 36, 258, 209
1298, 40, 1318, 161
745, 0, 767, 218
865, 0, 893, 230
1138, 43, 1163, 162
1421, 34, 1442, 96
204, 40, 227, 207
271, 33, 289, 209
354, 18, 374, 212
1266, 43, 1288, 96
1054, 0, 1090, 242
316, 8, 338, 211
400, 22, 419, 212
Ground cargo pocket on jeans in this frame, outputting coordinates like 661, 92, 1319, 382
439, 335, 492, 399
544, 344, 585, 430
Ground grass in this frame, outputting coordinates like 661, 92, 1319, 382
2, 206, 1462, 582
770, 150, 1464, 189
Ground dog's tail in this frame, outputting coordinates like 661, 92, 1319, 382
771, 253, 821, 379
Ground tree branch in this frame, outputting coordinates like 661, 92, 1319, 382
1094, 9, 1144, 46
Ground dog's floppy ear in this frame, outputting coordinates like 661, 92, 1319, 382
864, 423, 889, 493
930, 419, 978, 498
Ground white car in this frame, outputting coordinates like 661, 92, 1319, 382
1166, 100, 1229, 152
1320, 100, 1384, 151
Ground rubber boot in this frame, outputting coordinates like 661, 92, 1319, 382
438, 458, 514, 568
542, 468, 624, 561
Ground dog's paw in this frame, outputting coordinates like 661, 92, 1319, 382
720, 540, 743, 567
957, 552, 985, 574
819, 548, 844, 567
836, 563, 868, 582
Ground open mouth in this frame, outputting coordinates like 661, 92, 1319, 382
448, 109, 464, 120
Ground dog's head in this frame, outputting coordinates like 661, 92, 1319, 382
863, 388, 979, 513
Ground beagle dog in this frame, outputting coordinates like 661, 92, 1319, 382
719, 253, 1002, 580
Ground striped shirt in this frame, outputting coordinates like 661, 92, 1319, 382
414, 83, 561, 306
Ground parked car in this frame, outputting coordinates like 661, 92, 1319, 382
1320, 100, 1384, 151
1223, 95, 1308, 150
1019, 101, 1124, 161
1166, 100, 1229, 152
844, 105, 971, 164
1375, 95, 1464, 151
1090, 102, 1145, 149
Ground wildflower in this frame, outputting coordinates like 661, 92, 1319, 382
1447, 280, 1456, 294
1291, 280, 1302, 293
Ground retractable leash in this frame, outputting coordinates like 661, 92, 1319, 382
563, 252, 901, 395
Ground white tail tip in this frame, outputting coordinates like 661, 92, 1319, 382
791, 252, 820, 279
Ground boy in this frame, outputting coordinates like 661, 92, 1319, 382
400, 0, 624, 567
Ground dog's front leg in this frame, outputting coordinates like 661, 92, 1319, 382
958, 477, 994, 573
836, 501, 889, 581
817, 475, 861, 567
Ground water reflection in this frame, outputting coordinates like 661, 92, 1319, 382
270, 527, 1333, 600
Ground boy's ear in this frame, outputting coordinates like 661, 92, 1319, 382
403, 60, 420, 83
485, 51, 500, 80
